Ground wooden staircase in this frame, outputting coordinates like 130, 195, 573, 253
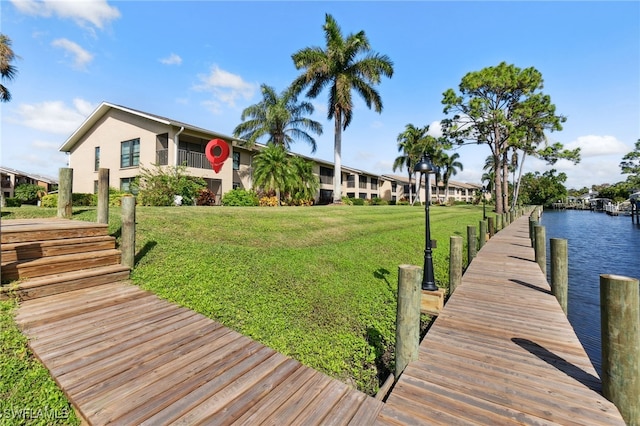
1, 219, 130, 301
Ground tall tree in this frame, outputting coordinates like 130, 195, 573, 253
0, 33, 18, 102
252, 145, 296, 206
234, 83, 323, 152
620, 139, 640, 187
292, 13, 394, 203
392, 124, 429, 204
441, 62, 566, 214
441, 152, 464, 204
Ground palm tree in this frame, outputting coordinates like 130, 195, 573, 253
252, 145, 296, 206
0, 33, 18, 102
441, 152, 464, 204
392, 124, 428, 204
234, 84, 323, 153
288, 156, 320, 205
292, 14, 394, 203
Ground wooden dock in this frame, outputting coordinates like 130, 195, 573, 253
376, 214, 625, 425
3, 216, 626, 424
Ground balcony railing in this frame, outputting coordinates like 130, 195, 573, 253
177, 149, 212, 170
320, 175, 333, 185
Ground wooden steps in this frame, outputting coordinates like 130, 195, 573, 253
1, 218, 129, 300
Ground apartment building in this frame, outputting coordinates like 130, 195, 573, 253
59, 102, 481, 205
0, 166, 58, 199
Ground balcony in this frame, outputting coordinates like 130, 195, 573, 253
177, 149, 213, 170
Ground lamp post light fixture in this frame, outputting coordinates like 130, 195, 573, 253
481, 186, 487, 220
414, 154, 437, 291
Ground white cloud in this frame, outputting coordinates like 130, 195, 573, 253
427, 120, 443, 138
194, 65, 256, 109
564, 135, 630, 158
11, 99, 97, 135
11, 0, 120, 29
160, 53, 182, 65
51, 38, 93, 70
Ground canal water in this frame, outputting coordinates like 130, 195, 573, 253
540, 209, 640, 375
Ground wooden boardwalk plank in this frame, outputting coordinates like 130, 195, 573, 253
378, 214, 625, 425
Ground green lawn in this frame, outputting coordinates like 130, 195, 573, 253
1, 203, 485, 402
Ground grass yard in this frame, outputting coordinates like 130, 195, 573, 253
1, 203, 485, 401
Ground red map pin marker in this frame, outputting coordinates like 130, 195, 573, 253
205, 139, 230, 173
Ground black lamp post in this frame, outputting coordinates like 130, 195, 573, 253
414, 154, 437, 291
481, 186, 487, 220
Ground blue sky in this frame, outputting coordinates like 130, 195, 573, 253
1, 0, 638, 190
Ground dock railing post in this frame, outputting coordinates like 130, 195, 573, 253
467, 225, 477, 267
488, 216, 495, 238
600, 274, 640, 425
449, 236, 463, 295
395, 264, 422, 379
496, 214, 503, 232
97, 168, 109, 224
478, 220, 487, 250
121, 195, 136, 269
529, 217, 538, 248
550, 238, 568, 315
534, 225, 546, 276
57, 167, 73, 219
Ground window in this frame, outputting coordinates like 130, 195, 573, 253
156, 133, 168, 165
359, 193, 367, 199
319, 167, 333, 185
392, 182, 397, 192
233, 152, 240, 170
347, 192, 355, 198
121, 138, 140, 168
371, 178, 378, 190
359, 176, 367, 189
233, 182, 241, 190
94, 180, 98, 194
347, 175, 355, 188
94, 147, 100, 171
120, 177, 137, 194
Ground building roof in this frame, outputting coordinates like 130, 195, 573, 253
59, 102, 242, 153
0, 166, 58, 184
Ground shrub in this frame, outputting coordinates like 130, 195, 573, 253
4, 197, 21, 207
370, 197, 388, 206
72, 193, 96, 206
259, 196, 279, 207
41, 194, 56, 208
135, 164, 206, 206
351, 198, 365, 206
221, 189, 259, 206
196, 188, 217, 206
341, 196, 353, 205
14, 184, 46, 204
397, 200, 410, 206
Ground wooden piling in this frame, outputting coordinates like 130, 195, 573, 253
449, 236, 463, 295
121, 195, 136, 268
550, 238, 568, 315
467, 225, 477, 266
600, 274, 640, 425
396, 264, 422, 378
97, 168, 109, 224
488, 216, 495, 237
496, 214, 503, 232
534, 225, 546, 276
479, 220, 487, 250
529, 218, 538, 248
57, 168, 73, 218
